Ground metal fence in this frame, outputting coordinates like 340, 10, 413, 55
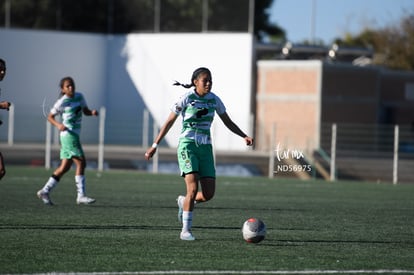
318, 123, 414, 184
1, 107, 413, 183
264, 122, 413, 183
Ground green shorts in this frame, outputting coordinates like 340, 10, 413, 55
60, 132, 84, 159
177, 139, 216, 178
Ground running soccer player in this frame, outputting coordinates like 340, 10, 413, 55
144, 67, 254, 240
37, 76, 98, 205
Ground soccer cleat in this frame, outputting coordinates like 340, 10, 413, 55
180, 231, 195, 241
37, 190, 53, 205
76, 196, 96, 205
177, 195, 185, 223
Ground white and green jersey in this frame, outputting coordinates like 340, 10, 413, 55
50, 92, 88, 137
172, 90, 226, 145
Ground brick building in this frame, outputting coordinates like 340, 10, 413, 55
255, 60, 414, 153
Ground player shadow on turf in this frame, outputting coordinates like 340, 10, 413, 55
201, 205, 311, 212
0, 224, 182, 231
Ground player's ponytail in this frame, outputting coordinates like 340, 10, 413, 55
173, 81, 193, 88
173, 67, 211, 89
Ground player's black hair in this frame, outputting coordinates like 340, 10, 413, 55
0, 58, 6, 121
58, 76, 75, 98
173, 67, 211, 88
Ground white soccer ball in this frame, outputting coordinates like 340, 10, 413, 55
242, 217, 266, 243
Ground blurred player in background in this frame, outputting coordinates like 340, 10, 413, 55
144, 67, 253, 241
0, 58, 12, 180
37, 76, 98, 205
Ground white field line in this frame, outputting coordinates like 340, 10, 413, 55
28, 270, 414, 275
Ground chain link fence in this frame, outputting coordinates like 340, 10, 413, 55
318, 123, 414, 183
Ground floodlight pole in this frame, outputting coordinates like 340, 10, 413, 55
248, 0, 255, 34
311, 0, 317, 43
202, 0, 208, 32
4, 0, 10, 28
154, 0, 160, 32
107, 0, 114, 34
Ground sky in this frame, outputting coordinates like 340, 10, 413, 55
269, 0, 414, 44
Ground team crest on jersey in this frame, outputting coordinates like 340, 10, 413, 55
174, 104, 182, 112
185, 159, 191, 170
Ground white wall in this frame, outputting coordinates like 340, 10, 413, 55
123, 33, 253, 150
0, 29, 107, 142
0, 29, 253, 150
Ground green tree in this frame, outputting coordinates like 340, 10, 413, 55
254, 0, 284, 42
0, 0, 284, 42
159, 0, 202, 32
0, 0, 57, 29
334, 13, 414, 70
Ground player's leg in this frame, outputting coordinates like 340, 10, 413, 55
0, 152, 6, 180
176, 141, 200, 240
183, 173, 198, 211
73, 156, 95, 205
196, 177, 215, 202
37, 158, 73, 205
54, 158, 74, 177
180, 173, 198, 240
179, 175, 215, 240
37, 132, 78, 205
195, 143, 216, 203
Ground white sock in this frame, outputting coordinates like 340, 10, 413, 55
42, 177, 58, 193
75, 175, 86, 197
178, 195, 185, 207
182, 211, 193, 233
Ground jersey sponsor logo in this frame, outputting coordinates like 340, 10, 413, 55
196, 108, 208, 118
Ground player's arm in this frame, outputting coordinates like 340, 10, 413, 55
83, 107, 98, 116
47, 113, 66, 132
0, 101, 11, 110
145, 111, 178, 160
219, 112, 254, 146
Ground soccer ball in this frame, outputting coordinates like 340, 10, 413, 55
242, 217, 266, 243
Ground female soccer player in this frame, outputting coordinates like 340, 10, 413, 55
144, 67, 254, 240
0, 58, 12, 180
37, 76, 98, 205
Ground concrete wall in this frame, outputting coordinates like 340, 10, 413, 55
379, 70, 414, 124
0, 29, 107, 143
256, 60, 322, 151
321, 63, 381, 124
0, 29, 253, 150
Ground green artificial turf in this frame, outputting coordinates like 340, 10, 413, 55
0, 166, 413, 274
